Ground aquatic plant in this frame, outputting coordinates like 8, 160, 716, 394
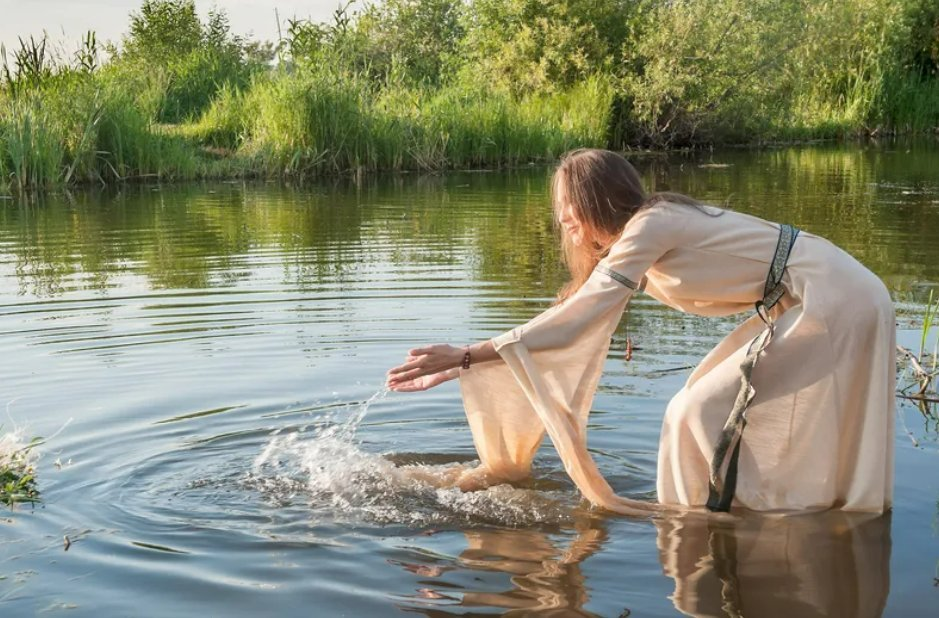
0, 428, 41, 508
0, 65, 203, 191
0, 97, 66, 192
920, 289, 939, 373
897, 290, 939, 418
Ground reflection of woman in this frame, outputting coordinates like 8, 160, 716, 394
393, 519, 608, 617
387, 149, 895, 514
655, 512, 891, 618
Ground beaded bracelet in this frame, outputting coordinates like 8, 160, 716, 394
461, 345, 471, 370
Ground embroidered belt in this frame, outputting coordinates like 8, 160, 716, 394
705, 224, 800, 512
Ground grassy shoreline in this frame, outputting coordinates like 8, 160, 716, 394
5, 131, 939, 198
2, 0, 938, 194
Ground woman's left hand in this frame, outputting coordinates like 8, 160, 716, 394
386, 344, 464, 390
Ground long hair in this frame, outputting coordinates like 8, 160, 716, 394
551, 148, 702, 302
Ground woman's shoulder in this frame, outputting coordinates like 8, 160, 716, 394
612, 202, 697, 249
616, 201, 784, 251
641, 200, 724, 218
652, 202, 788, 229
623, 200, 721, 234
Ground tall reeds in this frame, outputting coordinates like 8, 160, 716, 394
0, 75, 201, 192
0, 31, 611, 193
0, 98, 66, 191
1, 0, 937, 194
197, 68, 612, 177
920, 290, 939, 370
898, 290, 939, 418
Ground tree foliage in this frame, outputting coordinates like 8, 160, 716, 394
902, 0, 939, 77
118, 0, 260, 122
456, 0, 633, 95
3, 0, 939, 194
357, 0, 465, 85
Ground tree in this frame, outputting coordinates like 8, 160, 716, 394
455, 0, 634, 95
356, 0, 465, 84
118, 0, 256, 122
124, 0, 203, 62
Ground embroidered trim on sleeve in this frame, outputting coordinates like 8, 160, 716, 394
595, 264, 638, 290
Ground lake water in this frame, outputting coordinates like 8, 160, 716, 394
1, 143, 937, 616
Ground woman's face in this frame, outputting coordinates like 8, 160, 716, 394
556, 181, 585, 246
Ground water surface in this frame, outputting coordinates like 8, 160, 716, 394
1, 142, 937, 616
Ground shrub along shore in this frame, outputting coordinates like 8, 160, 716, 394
1, 0, 938, 193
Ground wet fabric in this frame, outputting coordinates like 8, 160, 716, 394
458, 203, 895, 513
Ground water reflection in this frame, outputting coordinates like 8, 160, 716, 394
0, 142, 931, 616
395, 511, 891, 618
1, 142, 938, 302
395, 517, 609, 617
656, 512, 891, 618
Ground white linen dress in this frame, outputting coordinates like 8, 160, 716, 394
458, 202, 895, 513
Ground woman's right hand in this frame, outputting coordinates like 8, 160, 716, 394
386, 344, 464, 390
387, 367, 460, 392
386, 340, 497, 392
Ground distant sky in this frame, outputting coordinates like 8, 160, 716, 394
0, 1, 343, 55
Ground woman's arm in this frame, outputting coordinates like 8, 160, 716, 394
388, 207, 681, 392
386, 339, 498, 391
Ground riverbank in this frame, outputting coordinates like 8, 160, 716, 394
2, 0, 938, 194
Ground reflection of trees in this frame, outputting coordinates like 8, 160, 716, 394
393, 514, 609, 617
0, 144, 937, 301
0, 183, 369, 296
655, 511, 891, 618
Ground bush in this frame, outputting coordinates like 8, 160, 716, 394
612, 0, 931, 145
4, 0, 939, 194
455, 0, 633, 96
117, 0, 258, 123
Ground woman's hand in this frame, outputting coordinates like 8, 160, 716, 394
388, 367, 460, 392
386, 344, 464, 391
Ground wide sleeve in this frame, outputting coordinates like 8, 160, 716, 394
458, 207, 683, 515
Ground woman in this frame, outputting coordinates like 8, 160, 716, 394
386, 149, 895, 515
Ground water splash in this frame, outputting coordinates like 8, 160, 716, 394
1, 398, 42, 472
246, 388, 573, 527
0, 428, 37, 470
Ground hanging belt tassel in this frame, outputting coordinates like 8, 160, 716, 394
706, 224, 799, 512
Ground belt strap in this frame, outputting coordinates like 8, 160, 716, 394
706, 224, 799, 512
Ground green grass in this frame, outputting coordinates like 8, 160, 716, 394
1, 60, 612, 192
0, 76, 207, 192
1, 0, 937, 193
0, 98, 66, 192
193, 68, 613, 178
877, 73, 939, 134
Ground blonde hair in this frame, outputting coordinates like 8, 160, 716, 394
551, 149, 700, 302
